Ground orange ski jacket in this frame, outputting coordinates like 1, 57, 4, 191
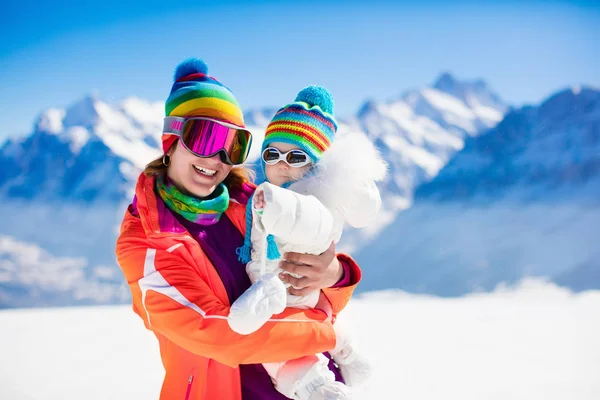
116, 173, 361, 399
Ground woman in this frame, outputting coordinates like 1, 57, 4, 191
116, 58, 362, 400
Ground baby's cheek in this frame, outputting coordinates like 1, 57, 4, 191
264, 164, 278, 181
295, 166, 312, 179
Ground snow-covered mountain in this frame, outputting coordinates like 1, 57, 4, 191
337, 73, 507, 249
356, 73, 506, 202
355, 86, 600, 296
243, 107, 280, 129
0, 73, 509, 308
0, 95, 163, 202
244, 73, 507, 209
415, 85, 600, 200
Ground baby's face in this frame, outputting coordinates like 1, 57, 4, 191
264, 142, 312, 187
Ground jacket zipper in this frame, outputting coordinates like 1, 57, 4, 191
184, 374, 194, 400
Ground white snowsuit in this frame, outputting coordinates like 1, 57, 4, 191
228, 131, 387, 399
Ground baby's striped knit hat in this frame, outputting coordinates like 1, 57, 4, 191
262, 85, 338, 163
162, 58, 246, 153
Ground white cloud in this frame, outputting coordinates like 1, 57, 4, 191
0, 235, 128, 306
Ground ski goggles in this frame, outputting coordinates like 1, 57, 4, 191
261, 147, 312, 168
163, 116, 253, 165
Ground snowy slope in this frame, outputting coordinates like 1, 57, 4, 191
1, 281, 598, 399
356, 86, 600, 295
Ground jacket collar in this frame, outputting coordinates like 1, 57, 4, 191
133, 173, 254, 239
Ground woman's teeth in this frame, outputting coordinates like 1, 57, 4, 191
193, 165, 217, 176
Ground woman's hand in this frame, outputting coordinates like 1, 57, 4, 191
253, 190, 265, 209
279, 242, 343, 296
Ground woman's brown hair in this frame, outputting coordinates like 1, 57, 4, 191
143, 155, 255, 191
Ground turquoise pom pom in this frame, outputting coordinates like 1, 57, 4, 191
236, 244, 251, 264
174, 58, 208, 81
295, 85, 335, 114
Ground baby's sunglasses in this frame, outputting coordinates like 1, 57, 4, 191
261, 147, 312, 168
163, 116, 253, 165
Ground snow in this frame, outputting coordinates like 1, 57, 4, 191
422, 88, 476, 121
119, 161, 141, 185
119, 97, 165, 133
354, 81, 507, 244
432, 73, 507, 119
382, 134, 445, 177
0, 280, 598, 399
333, 80, 506, 255
471, 103, 504, 125
65, 126, 90, 153
99, 130, 162, 170
415, 86, 600, 202
93, 100, 163, 169
35, 108, 65, 134
27, 95, 164, 172
243, 107, 279, 128
245, 123, 267, 164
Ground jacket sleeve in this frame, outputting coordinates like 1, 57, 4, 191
253, 183, 364, 318
256, 182, 335, 247
117, 239, 336, 368
322, 253, 363, 318
338, 180, 382, 228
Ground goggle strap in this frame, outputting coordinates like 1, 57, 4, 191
163, 116, 186, 136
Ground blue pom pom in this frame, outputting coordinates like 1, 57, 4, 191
236, 244, 251, 264
295, 85, 335, 114
174, 58, 208, 81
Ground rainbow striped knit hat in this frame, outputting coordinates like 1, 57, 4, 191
262, 85, 338, 163
162, 58, 246, 153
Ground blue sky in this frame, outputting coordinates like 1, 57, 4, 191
1, 0, 599, 140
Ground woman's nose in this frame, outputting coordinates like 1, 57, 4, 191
204, 153, 224, 164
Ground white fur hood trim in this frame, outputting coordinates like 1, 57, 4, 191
289, 130, 387, 228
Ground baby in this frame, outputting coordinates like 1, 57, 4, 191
229, 86, 386, 399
